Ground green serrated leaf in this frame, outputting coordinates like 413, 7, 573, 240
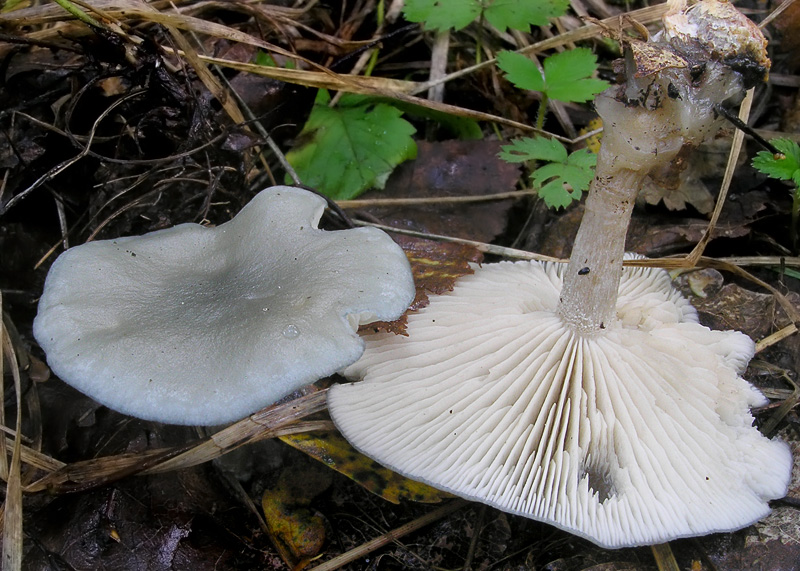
498, 136, 566, 163
538, 179, 574, 209
286, 90, 417, 200
496, 51, 545, 93
484, 0, 569, 31
498, 48, 607, 103
565, 147, 598, 169
254, 50, 276, 67
752, 138, 800, 186
559, 162, 595, 193
541, 48, 608, 102
403, 0, 480, 31
500, 136, 595, 209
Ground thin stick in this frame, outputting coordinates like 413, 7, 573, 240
308, 500, 467, 571
715, 104, 781, 153
755, 324, 798, 353
759, 0, 797, 29
337, 190, 536, 208
353, 220, 564, 262
2, 90, 145, 214
357, 220, 800, 269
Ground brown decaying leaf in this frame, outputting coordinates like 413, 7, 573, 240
360, 235, 483, 335
361, 140, 521, 242
354, 140, 510, 334
399, 235, 484, 307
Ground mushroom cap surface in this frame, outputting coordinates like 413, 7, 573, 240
34, 186, 415, 425
328, 260, 792, 548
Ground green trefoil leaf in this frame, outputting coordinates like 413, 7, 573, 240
403, 0, 568, 32
499, 136, 596, 209
752, 138, 800, 189
497, 48, 608, 103
484, 0, 570, 31
403, 0, 479, 31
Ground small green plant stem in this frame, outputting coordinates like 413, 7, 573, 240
364, 0, 385, 77
535, 93, 549, 131
475, 12, 484, 65
792, 189, 800, 253
53, 0, 103, 28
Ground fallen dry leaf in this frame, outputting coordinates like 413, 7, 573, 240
361, 235, 483, 335
280, 431, 450, 505
261, 459, 332, 569
358, 139, 520, 242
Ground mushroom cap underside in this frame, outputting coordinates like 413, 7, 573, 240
34, 186, 415, 425
328, 260, 792, 548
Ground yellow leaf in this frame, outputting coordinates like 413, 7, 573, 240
280, 431, 450, 504
261, 461, 331, 569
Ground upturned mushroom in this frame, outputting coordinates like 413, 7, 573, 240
34, 186, 415, 425
328, 0, 792, 548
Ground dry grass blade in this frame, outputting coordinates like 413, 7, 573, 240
308, 500, 467, 571
1, 298, 23, 571
760, 372, 799, 436
759, 0, 798, 29
24, 447, 192, 494
337, 190, 537, 208
0, 438, 64, 474
651, 543, 681, 571
146, 391, 329, 473
755, 326, 799, 353
163, 24, 246, 125
192, 55, 553, 137
357, 221, 800, 272
0, 0, 303, 64
353, 220, 565, 263
23, 391, 330, 493
195, 57, 419, 94
685, 89, 754, 266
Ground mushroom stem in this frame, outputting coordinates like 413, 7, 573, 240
557, 0, 772, 336
557, 151, 646, 334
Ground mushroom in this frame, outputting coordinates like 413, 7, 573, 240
328, 0, 792, 548
34, 186, 415, 425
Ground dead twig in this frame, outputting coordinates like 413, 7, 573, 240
1, 90, 146, 214
308, 500, 468, 571
337, 190, 537, 208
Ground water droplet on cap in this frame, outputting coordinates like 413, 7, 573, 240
282, 324, 300, 339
